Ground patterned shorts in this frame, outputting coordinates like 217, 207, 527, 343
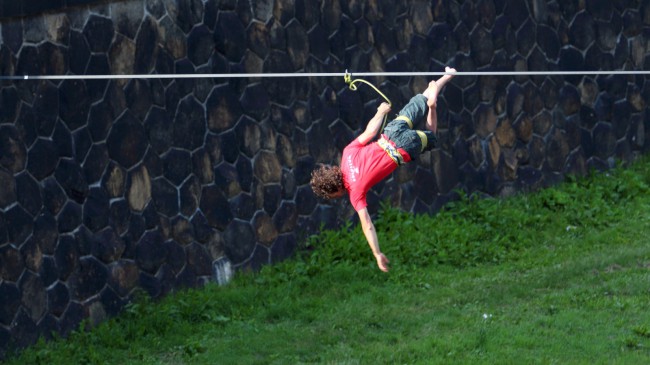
382, 94, 437, 160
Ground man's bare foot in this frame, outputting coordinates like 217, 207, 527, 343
436, 66, 456, 89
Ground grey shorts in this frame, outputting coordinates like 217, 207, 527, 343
383, 94, 437, 159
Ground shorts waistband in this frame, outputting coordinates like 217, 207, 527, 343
378, 136, 404, 166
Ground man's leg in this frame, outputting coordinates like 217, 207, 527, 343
422, 67, 456, 107
422, 67, 456, 133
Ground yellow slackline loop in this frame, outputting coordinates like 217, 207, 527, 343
344, 70, 392, 133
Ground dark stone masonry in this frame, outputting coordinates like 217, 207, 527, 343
1, 0, 649, 357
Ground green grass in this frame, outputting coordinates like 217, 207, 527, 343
5, 157, 650, 364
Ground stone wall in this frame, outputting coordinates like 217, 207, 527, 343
1, 0, 649, 357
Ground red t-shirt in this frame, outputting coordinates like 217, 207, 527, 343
341, 136, 411, 211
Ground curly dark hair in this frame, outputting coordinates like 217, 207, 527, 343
310, 164, 344, 199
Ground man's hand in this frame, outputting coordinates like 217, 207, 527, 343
377, 102, 391, 115
375, 252, 390, 272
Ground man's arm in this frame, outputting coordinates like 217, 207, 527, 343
356, 102, 391, 145
357, 207, 390, 272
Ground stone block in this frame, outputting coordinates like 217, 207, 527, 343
565, 149, 588, 177
38, 255, 57, 288
253, 211, 278, 247
135, 230, 167, 274
206, 85, 242, 133
237, 244, 268, 272
189, 212, 210, 244
233, 116, 261, 159
174, 97, 206, 151
85, 55, 111, 101
475, 103, 497, 138
0, 18, 22, 54
0, 168, 16, 212
513, 114, 533, 143
254, 151, 282, 184
54, 235, 78, 281
175, 0, 204, 34
107, 259, 139, 298
516, 166, 543, 192
18, 271, 46, 322
40, 42, 67, 77
57, 201, 82, 233
594, 93, 614, 122
516, 19, 536, 57
83, 15, 114, 53
214, 162, 242, 198
228, 192, 255, 221
0, 125, 26, 174
200, 185, 233, 231
595, 19, 619, 53
52, 120, 73, 160
271, 233, 297, 264
107, 112, 147, 170
41, 177, 66, 216
150, 178, 179, 218
162, 148, 192, 187
558, 46, 585, 84
93, 227, 125, 264
622, 9, 643, 37
14, 104, 37, 149
0, 245, 25, 282
434, 150, 460, 195
10, 309, 37, 349
214, 11, 246, 62
231, 157, 252, 192
123, 80, 153, 122
99, 285, 124, 317
107, 198, 130, 237
81, 187, 109, 232
6, 205, 33, 246
185, 242, 212, 276
546, 128, 571, 172
0, 281, 20, 325
59, 80, 90, 132
470, 26, 494, 67
19, 236, 42, 273
612, 100, 632, 139
171, 216, 194, 246
132, 16, 158, 73
0, 87, 18, 125
59, 301, 84, 336
295, 185, 317, 215
244, 21, 269, 62
262, 184, 281, 215
585, 0, 614, 21
83, 144, 109, 185
223, 219, 256, 264
0, 213, 6, 246
536, 23, 560, 60
559, 84, 581, 116
109, 0, 142, 39
273, 201, 298, 234
102, 164, 126, 198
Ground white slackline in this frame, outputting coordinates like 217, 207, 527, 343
0, 70, 649, 81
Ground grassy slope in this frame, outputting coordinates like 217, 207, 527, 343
6, 158, 650, 365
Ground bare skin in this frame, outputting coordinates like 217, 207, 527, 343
331, 68, 456, 272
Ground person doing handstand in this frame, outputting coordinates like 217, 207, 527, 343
310, 67, 456, 272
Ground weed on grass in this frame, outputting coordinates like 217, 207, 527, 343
5, 157, 650, 364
